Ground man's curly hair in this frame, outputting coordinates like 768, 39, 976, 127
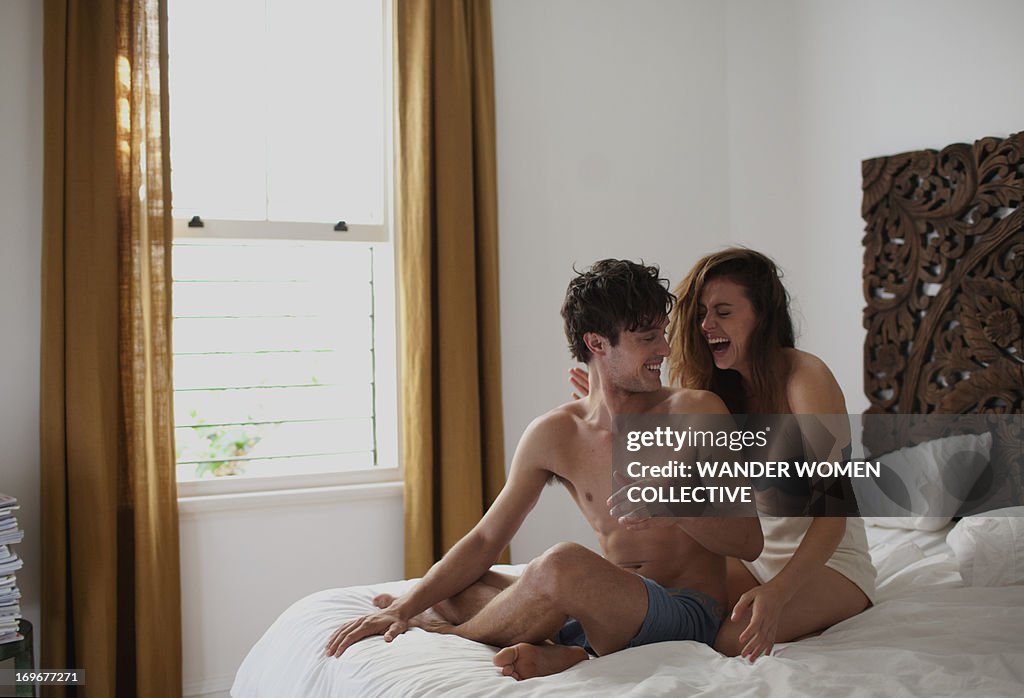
561, 259, 675, 363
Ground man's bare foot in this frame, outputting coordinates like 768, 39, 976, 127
373, 593, 457, 632
373, 593, 396, 609
492, 643, 590, 680
408, 609, 456, 635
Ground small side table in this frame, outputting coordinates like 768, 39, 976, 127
0, 619, 36, 698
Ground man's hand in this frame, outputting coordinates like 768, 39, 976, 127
324, 607, 409, 657
607, 471, 676, 529
613, 510, 680, 531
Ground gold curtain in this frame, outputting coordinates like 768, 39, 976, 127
41, 1, 181, 695
396, 0, 507, 577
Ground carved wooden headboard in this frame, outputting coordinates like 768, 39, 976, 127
860, 132, 1023, 513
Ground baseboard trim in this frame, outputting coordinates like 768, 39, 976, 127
184, 673, 234, 698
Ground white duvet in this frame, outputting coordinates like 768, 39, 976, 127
232, 527, 1024, 697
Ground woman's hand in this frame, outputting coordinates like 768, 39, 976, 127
732, 580, 793, 662
569, 367, 590, 399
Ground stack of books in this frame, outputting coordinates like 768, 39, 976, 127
0, 493, 24, 644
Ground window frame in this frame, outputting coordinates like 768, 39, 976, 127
172, 219, 389, 244
170, 0, 400, 498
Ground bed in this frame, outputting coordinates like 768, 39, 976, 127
232, 523, 1024, 697
232, 133, 1023, 696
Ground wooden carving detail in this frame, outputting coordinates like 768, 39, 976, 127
861, 132, 1023, 512
862, 132, 1024, 414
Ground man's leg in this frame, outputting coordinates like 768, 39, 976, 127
436, 570, 517, 624
374, 570, 517, 625
436, 542, 649, 657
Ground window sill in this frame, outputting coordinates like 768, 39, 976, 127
176, 466, 402, 515
176, 465, 400, 497
177, 478, 403, 516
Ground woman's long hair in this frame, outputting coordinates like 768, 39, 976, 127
668, 248, 795, 414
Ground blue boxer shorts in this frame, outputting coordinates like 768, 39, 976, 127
555, 576, 724, 655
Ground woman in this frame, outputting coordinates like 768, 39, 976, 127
571, 248, 875, 662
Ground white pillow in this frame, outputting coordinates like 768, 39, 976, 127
855, 431, 992, 532
946, 507, 1024, 586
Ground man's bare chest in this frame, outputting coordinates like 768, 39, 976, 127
553, 436, 618, 525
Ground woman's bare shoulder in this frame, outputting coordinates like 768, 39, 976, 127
784, 349, 847, 413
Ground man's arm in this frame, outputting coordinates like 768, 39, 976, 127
386, 439, 549, 621
325, 413, 560, 656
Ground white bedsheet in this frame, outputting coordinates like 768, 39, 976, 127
233, 526, 1024, 697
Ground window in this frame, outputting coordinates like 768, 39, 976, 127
168, 0, 396, 494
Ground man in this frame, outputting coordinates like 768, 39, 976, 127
325, 259, 763, 679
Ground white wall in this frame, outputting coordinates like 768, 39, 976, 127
493, 0, 1024, 561
179, 489, 403, 697
492, 0, 733, 561
0, 0, 42, 665
726, 0, 1024, 415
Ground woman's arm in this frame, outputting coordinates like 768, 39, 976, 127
731, 517, 846, 660
733, 350, 852, 660
569, 367, 590, 399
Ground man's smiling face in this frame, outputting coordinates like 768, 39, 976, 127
601, 317, 670, 393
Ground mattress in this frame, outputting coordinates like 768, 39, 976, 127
232, 525, 1024, 697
